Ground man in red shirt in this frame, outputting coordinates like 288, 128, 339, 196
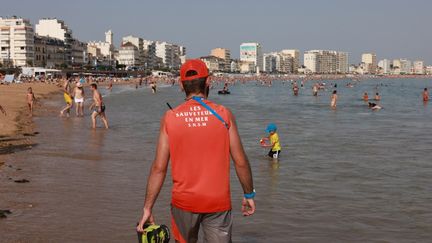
137, 59, 255, 242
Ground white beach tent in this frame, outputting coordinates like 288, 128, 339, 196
2, 74, 15, 83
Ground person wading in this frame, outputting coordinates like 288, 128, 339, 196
137, 59, 256, 243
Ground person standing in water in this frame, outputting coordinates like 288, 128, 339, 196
89, 83, 109, 129
137, 59, 255, 242
331, 90, 338, 109
375, 92, 381, 101
363, 92, 369, 102
261, 123, 281, 159
312, 83, 318, 96
60, 78, 74, 117
73, 82, 85, 117
423, 88, 429, 102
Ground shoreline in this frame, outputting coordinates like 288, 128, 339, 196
0, 83, 61, 167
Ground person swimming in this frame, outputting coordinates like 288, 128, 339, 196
368, 102, 382, 110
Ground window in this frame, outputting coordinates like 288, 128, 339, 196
21, 47, 25, 50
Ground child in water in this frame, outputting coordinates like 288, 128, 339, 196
261, 123, 281, 159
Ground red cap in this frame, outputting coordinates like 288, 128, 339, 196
180, 59, 209, 82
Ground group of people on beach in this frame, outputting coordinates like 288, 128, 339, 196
60, 78, 109, 129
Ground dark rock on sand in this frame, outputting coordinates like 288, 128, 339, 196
0, 210, 12, 218
14, 179, 30, 183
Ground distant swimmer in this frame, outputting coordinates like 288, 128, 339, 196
363, 92, 369, 102
374, 92, 381, 101
423, 88, 429, 102
368, 102, 382, 110
261, 123, 281, 159
331, 90, 338, 109
312, 83, 318, 96
89, 83, 109, 129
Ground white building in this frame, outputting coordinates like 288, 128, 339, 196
361, 53, 377, 74
399, 59, 412, 74
304, 52, 317, 73
263, 53, 277, 73
413, 60, 424, 75
426, 66, 432, 75
87, 30, 115, 63
0, 17, 35, 67
155, 41, 182, 69
118, 42, 140, 67
280, 49, 300, 73
304, 50, 345, 74
35, 18, 85, 66
378, 59, 391, 74
240, 42, 263, 73
336, 52, 349, 74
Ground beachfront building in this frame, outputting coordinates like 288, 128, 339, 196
230, 59, 240, 73
263, 53, 277, 73
210, 48, 231, 72
71, 39, 87, 66
361, 53, 377, 74
35, 19, 73, 65
34, 35, 66, 68
399, 59, 412, 74
277, 52, 294, 73
239, 61, 255, 73
35, 18, 87, 67
0, 17, 35, 67
304, 50, 346, 74
121, 36, 144, 67
304, 52, 317, 73
413, 61, 425, 75
336, 52, 349, 74
155, 41, 182, 70
378, 59, 391, 74
118, 42, 140, 67
200, 55, 225, 72
240, 42, 263, 73
426, 66, 432, 75
87, 30, 116, 67
280, 49, 300, 73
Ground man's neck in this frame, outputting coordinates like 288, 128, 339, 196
185, 93, 206, 100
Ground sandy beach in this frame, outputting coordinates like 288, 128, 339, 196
0, 83, 60, 160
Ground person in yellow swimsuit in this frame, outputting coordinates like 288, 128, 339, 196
261, 123, 281, 159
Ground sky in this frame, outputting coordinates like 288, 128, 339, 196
2, 0, 432, 64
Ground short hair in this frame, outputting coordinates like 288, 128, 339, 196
182, 70, 207, 96
333, 90, 337, 94
91, 83, 97, 89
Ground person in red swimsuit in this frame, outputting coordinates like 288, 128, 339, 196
137, 59, 256, 243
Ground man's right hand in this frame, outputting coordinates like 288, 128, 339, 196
242, 198, 256, 216
136, 209, 155, 232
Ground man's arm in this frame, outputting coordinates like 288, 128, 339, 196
137, 116, 170, 231
228, 109, 255, 216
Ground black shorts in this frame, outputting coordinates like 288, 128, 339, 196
268, 150, 281, 159
93, 105, 106, 114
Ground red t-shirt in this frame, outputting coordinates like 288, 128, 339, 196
164, 99, 231, 213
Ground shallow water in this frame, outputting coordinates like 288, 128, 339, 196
1, 79, 432, 242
